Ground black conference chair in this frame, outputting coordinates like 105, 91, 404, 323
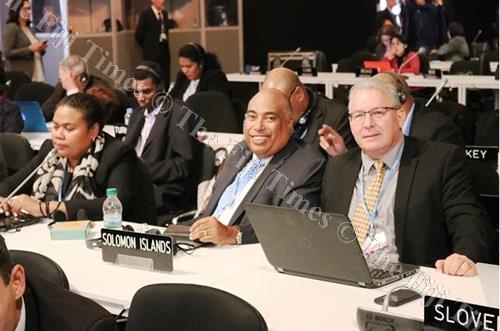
428, 101, 476, 145
449, 60, 492, 76
0, 133, 34, 176
9, 250, 70, 289
475, 109, 499, 146
5, 70, 31, 99
349, 51, 377, 72
14, 82, 55, 105
185, 91, 241, 133
336, 58, 352, 73
125, 284, 268, 331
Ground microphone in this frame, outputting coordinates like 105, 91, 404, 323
5, 149, 57, 201
279, 47, 302, 68
472, 29, 482, 44
425, 78, 448, 108
397, 47, 425, 74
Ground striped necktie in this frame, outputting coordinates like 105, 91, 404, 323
351, 160, 386, 245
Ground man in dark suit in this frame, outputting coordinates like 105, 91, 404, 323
321, 79, 492, 276
135, 0, 175, 82
319, 72, 464, 156
124, 62, 200, 224
0, 235, 117, 331
262, 67, 354, 156
375, 0, 409, 38
189, 88, 325, 245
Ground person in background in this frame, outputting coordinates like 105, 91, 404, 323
42, 55, 108, 121
431, 22, 470, 61
169, 43, 231, 102
321, 79, 492, 274
3, 0, 47, 82
124, 62, 201, 224
385, 34, 421, 74
135, 0, 176, 83
262, 67, 354, 156
374, 25, 399, 60
87, 85, 127, 126
0, 93, 156, 222
0, 67, 23, 133
0, 235, 118, 331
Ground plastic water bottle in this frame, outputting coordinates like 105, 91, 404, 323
102, 188, 122, 229
124, 108, 133, 126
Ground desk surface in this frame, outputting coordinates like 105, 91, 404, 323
3, 223, 498, 331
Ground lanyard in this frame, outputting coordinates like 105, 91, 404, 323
356, 159, 400, 235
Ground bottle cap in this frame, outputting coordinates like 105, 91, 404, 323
106, 188, 117, 197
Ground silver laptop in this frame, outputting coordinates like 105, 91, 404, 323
245, 203, 419, 288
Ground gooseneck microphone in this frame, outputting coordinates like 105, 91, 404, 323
472, 29, 482, 44
5, 149, 57, 201
425, 78, 448, 108
279, 47, 302, 68
397, 48, 425, 74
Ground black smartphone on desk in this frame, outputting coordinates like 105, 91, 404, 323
374, 289, 421, 307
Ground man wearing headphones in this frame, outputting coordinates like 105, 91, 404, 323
261, 67, 354, 156
42, 55, 108, 121
124, 61, 201, 224
319, 72, 464, 156
321, 78, 492, 274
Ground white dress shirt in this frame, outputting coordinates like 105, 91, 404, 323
135, 107, 160, 157
182, 79, 200, 102
14, 298, 26, 331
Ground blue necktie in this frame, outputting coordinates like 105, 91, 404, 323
213, 158, 266, 217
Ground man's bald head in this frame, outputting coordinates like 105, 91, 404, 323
262, 67, 302, 95
245, 88, 294, 158
262, 68, 309, 123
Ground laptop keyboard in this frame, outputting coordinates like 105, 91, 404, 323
0, 216, 41, 232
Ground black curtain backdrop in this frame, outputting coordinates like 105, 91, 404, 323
243, 0, 499, 68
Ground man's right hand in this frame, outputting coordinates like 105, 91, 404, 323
59, 68, 79, 92
318, 124, 347, 156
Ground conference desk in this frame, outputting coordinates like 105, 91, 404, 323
3, 223, 498, 331
429, 61, 499, 73
227, 72, 499, 106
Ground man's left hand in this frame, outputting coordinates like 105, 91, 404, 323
189, 217, 239, 245
435, 253, 477, 277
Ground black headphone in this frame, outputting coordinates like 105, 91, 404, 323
135, 64, 165, 91
188, 42, 205, 68
79, 72, 89, 83
382, 72, 407, 104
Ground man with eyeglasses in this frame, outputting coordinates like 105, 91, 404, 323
321, 79, 492, 276
124, 61, 201, 224
188, 88, 325, 245
319, 72, 464, 156
262, 67, 354, 156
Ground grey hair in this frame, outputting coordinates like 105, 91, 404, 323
348, 79, 402, 111
59, 55, 88, 76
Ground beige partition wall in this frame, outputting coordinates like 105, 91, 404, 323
206, 28, 240, 73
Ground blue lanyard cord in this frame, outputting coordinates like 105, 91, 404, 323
356, 159, 400, 230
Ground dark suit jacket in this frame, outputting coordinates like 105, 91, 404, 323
0, 134, 156, 222
41, 76, 109, 121
196, 138, 325, 244
124, 100, 201, 218
134, 8, 174, 78
0, 100, 24, 133
169, 68, 232, 101
321, 137, 492, 267
303, 89, 355, 155
409, 100, 465, 147
24, 276, 117, 331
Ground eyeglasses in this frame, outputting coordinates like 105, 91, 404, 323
133, 88, 154, 96
348, 106, 397, 123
